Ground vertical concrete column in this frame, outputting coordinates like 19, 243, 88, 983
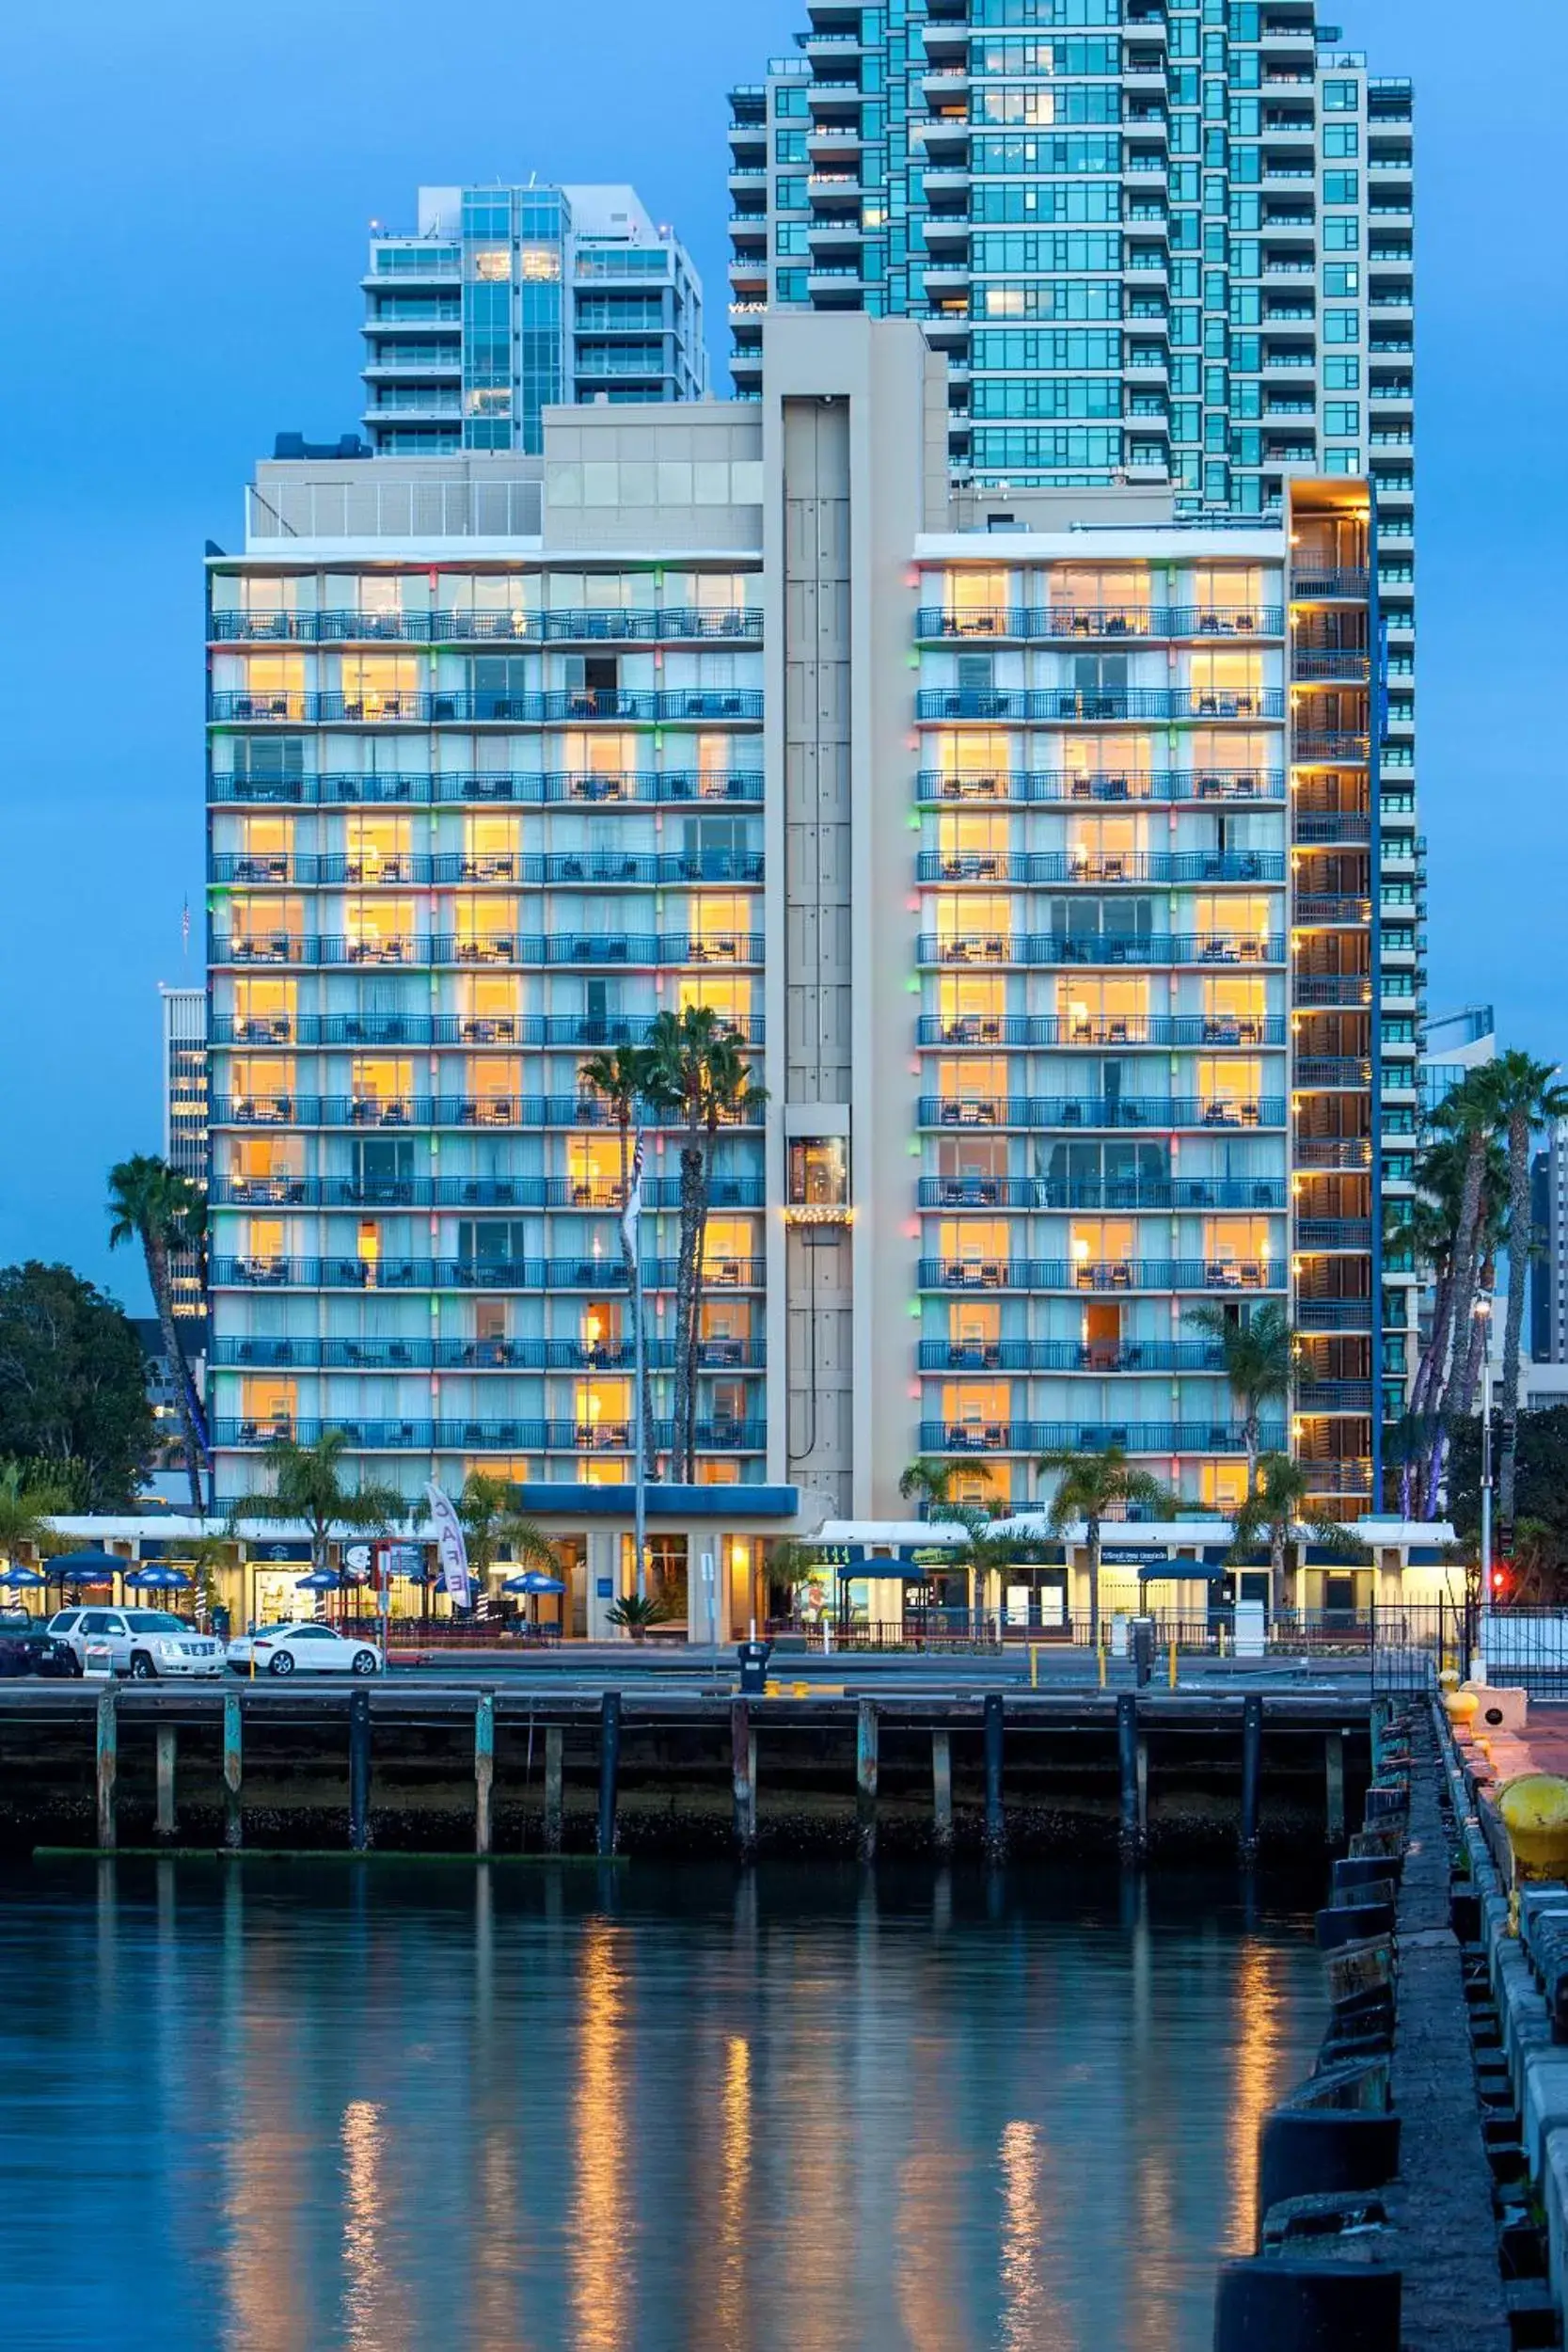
931, 1726, 953, 1855
1324, 1726, 1346, 1846
474, 1692, 495, 1858
348, 1687, 372, 1853
856, 1697, 879, 1865
223, 1689, 243, 1851
1117, 1692, 1142, 1859
731, 1696, 756, 1860
983, 1692, 1006, 1860
95, 1686, 118, 1852
1241, 1692, 1264, 1860
544, 1724, 564, 1852
154, 1724, 178, 1842
596, 1692, 621, 1858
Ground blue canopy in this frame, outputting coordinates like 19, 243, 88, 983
295, 1569, 347, 1591
502, 1571, 566, 1596
49, 1549, 120, 1580
0, 1566, 49, 1589
126, 1566, 193, 1591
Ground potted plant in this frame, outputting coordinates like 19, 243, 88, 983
606, 1592, 672, 1644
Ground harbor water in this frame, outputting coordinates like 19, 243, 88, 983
0, 1858, 1324, 2351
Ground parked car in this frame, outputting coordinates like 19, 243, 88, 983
0, 1610, 79, 1678
46, 1607, 226, 1680
226, 1622, 383, 1677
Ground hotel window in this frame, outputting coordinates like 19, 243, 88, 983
242, 1218, 287, 1277
1202, 1218, 1272, 1279
1070, 1219, 1135, 1281
786, 1137, 849, 1209
230, 897, 305, 959
1201, 977, 1267, 1041
937, 1057, 1006, 1121
566, 1136, 624, 1204
345, 897, 418, 963
463, 815, 520, 880
464, 1057, 518, 1124
1050, 566, 1151, 634
1055, 977, 1148, 1041
579, 1299, 622, 1359
942, 1383, 1009, 1444
686, 896, 753, 962
1190, 568, 1267, 630
1187, 651, 1263, 716
236, 816, 293, 881
471, 246, 515, 282
345, 815, 413, 882
939, 1221, 1009, 1282
230, 1058, 295, 1121
936, 894, 1010, 959
1061, 734, 1153, 797
703, 1218, 756, 1280
1066, 813, 1143, 877
1197, 1057, 1263, 1118
677, 975, 751, 1031
935, 730, 1013, 798
937, 813, 1008, 877
239, 1377, 296, 1438
562, 731, 637, 798
576, 1380, 630, 1449
461, 976, 519, 1042
351, 1058, 414, 1121
939, 975, 1005, 1042
453, 897, 518, 961
1199, 1460, 1249, 1511
948, 1298, 1002, 1359
232, 977, 296, 1043
339, 655, 421, 718
229, 1136, 303, 1195
236, 654, 306, 713
936, 1137, 1006, 1203
1195, 895, 1273, 960
942, 568, 1013, 635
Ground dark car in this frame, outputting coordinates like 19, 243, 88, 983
0, 1611, 81, 1678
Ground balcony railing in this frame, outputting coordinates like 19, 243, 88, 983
210, 689, 765, 726
918, 1258, 1280, 1295
208, 850, 765, 888
212, 1336, 766, 1373
917, 933, 1286, 969
211, 1255, 768, 1292
918, 1095, 1286, 1132
917, 1015, 1286, 1051
915, 769, 1286, 806
210, 1093, 764, 1132
1297, 1220, 1374, 1249
915, 850, 1283, 887
1290, 569, 1370, 600
209, 607, 762, 645
210, 931, 767, 971
918, 1340, 1226, 1375
916, 688, 1285, 724
211, 1014, 765, 1051
916, 1177, 1286, 1212
214, 1418, 766, 1453
918, 1420, 1282, 1455
211, 1173, 766, 1212
914, 604, 1285, 644
209, 770, 765, 809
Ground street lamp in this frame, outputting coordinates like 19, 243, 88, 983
1474, 1295, 1495, 1607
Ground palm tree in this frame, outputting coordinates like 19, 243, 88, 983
898, 1457, 961, 1515
1420, 1073, 1502, 1518
1182, 1300, 1296, 1493
1482, 1052, 1568, 1532
1036, 1445, 1175, 1647
641, 1006, 767, 1481
456, 1470, 559, 1582
0, 1462, 67, 1587
1396, 1124, 1506, 1516
578, 1040, 656, 1479
1227, 1452, 1367, 1619
107, 1153, 209, 1510
230, 1430, 405, 1581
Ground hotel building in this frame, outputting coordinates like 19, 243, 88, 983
206, 312, 1381, 1625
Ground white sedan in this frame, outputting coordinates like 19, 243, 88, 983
226, 1622, 384, 1677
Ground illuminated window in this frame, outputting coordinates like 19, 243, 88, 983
345, 815, 413, 882
1055, 976, 1148, 1040
240, 1377, 295, 1438
232, 977, 296, 1041
937, 813, 1008, 876
936, 729, 1013, 794
941, 568, 1012, 634
344, 896, 418, 963
942, 1383, 1009, 1441
351, 1058, 414, 1120
230, 1057, 294, 1120
472, 246, 515, 282
787, 1136, 848, 1208
1069, 1220, 1135, 1282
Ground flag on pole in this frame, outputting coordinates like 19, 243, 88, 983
181, 898, 191, 956
426, 1480, 472, 1609
621, 1130, 645, 1255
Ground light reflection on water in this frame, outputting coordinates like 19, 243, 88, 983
0, 1859, 1322, 2352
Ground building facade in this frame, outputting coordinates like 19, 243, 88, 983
726, 4, 1420, 1430
160, 982, 209, 1321
1531, 1121, 1568, 1370
363, 183, 707, 458
207, 313, 1382, 1551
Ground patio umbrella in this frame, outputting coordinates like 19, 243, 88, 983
49, 1549, 121, 1583
126, 1566, 193, 1592
0, 1566, 49, 1589
294, 1569, 360, 1591
502, 1572, 567, 1595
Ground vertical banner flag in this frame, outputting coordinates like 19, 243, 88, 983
621, 1131, 644, 1253
426, 1481, 472, 1609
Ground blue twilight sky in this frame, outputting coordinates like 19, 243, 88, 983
0, 0, 1559, 1311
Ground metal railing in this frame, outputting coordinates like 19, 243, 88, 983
916, 688, 1286, 724
209, 771, 765, 809
915, 769, 1287, 806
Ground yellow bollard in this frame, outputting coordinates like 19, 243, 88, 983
1218, 1623, 1227, 1660
1030, 1644, 1039, 1691
1168, 1637, 1178, 1691
1097, 1644, 1107, 1690
1498, 1774, 1568, 1881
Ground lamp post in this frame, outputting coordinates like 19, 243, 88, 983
1475, 1295, 1495, 1611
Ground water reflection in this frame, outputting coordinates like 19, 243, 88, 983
0, 1859, 1323, 2352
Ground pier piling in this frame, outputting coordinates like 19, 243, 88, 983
1324, 1727, 1345, 1845
1240, 1692, 1263, 1858
474, 1692, 495, 1857
154, 1724, 177, 1841
348, 1688, 372, 1852
544, 1724, 563, 1851
1117, 1692, 1141, 1858
596, 1692, 621, 1857
94, 1687, 117, 1852
222, 1690, 243, 1850
931, 1727, 953, 1855
856, 1698, 879, 1864
732, 1696, 756, 1860
983, 1692, 1006, 1858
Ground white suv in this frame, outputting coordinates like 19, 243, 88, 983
47, 1608, 226, 1680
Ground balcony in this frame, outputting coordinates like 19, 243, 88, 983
918, 1094, 1286, 1132
915, 767, 1286, 808
214, 1418, 766, 1454
916, 933, 1286, 970
918, 1421, 1278, 1457
917, 1340, 1226, 1375
210, 931, 767, 973
1292, 732, 1371, 766
210, 848, 765, 891
915, 688, 1285, 724
914, 604, 1285, 644
915, 850, 1283, 888
1290, 569, 1370, 602
209, 1090, 764, 1132
209, 688, 765, 726
1296, 1220, 1373, 1250
212, 1255, 767, 1293
919, 1257, 1281, 1295
209, 768, 766, 810
917, 1176, 1286, 1213
917, 1015, 1286, 1052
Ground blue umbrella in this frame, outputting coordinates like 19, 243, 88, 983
126, 1566, 192, 1592
0, 1566, 49, 1589
502, 1571, 566, 1595
49, 1549, 121, 1582
295, 1569, 358, 1591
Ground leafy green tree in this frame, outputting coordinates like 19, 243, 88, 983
107, 1153, 209, 1508
0, 1461, 69, 1582
1479, 1053, 1568, 1530
1182, 1300, 1296, 1493
0, 1262, 156, 1506
1226, 1452, 1367, 1619
230, 1430, 405, 1579
1449, 1406, 1568, 1576
456, 1470, 559, 1581
1036, 1445, 1175, 1645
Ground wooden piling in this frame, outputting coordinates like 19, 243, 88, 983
1117, 1692, 1141, 1858
544, 1724, 563, 1852
474, 1692, 495, 1857
856, 1697, 879, 1865
154, 1724, 177, 1842
931, 1727, 953, 1855
223, 1690, 243, 1851
1324, 1726, 1346, 1846
1241, 1692, 1263, 1858
596, 1692, 621, 1858
348, 1687, 372, 1852
732, 1696, 756, 1860
983, 1692, 1006, 1858
95, 1686, 117, 1852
